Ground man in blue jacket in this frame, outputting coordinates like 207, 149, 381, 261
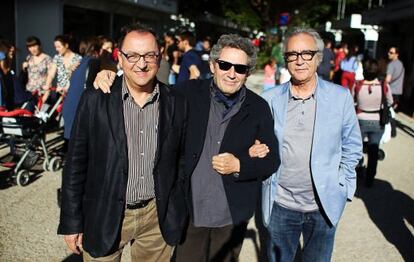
261, 28, 362, 262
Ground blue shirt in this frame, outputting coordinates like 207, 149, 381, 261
177, 49, 202, 83
340, 56, 358, 73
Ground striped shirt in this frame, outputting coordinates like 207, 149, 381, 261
122, 79, 159, 204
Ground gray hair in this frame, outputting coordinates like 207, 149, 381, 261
283, 28, 324, 65
209, 34, 257, 74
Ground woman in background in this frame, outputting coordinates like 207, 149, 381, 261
340, 45, 358, 93
45, 35, 82, 93
22, 36, 52, 95
62, 37, 101, 152
354, 59, 393, 187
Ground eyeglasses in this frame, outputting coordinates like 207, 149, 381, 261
216, 60, 250, 74
120, 50, 159, 63
388, 51, 396, 55
284, 50, 319, 62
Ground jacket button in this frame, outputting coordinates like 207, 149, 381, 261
193, 153, 197, 158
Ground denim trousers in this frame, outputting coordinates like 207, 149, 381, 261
359, 120, 384, 145
267, 202, 336, 262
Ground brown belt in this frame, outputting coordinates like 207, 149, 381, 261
126, 198, 153, 209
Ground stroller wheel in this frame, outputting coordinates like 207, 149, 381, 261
49, 157, 62, 172
43, 160, 49, 172
378, 149, 385, 161
16, 170, 30, 187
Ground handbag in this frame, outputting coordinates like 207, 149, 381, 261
379, 81, 391, 127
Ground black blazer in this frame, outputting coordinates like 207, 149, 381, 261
58, 77, 188, 257
176, 79, 280, 225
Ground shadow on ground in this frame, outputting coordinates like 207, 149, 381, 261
62, 254, 82, 261
354, 178, 414, 261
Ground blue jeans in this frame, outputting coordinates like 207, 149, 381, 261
359, 120, 383, 145
267, 202, 336, 262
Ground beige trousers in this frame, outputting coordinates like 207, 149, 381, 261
83, 199, 172, 262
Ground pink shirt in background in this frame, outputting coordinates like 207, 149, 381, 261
355, 79, 393, 121
264, 64, 276, 86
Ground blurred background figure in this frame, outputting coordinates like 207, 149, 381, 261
0, 39, 16, 110
174, 30, 202, 83
62, 37, 101, 153
22, 36, 52, 94
317, 39, 334, 81
164, 32, 180, 85
270, 36, 284, 84
354, 58, 393, 188
340, 44, 358, 93
157, 39, 170, 84
98, 36, 117, 72
263, 58, 276, 92
198, 36, 212, 80
386, 46, 405, 112
333, 43, 346, 84
45, 35, 82, 93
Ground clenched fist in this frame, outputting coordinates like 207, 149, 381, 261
212, 153, 240, 175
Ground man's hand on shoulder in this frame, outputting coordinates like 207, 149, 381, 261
64, 233, 83, 255
93, 70, 117, 93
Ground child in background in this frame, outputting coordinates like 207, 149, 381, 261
263, 58, 277, 92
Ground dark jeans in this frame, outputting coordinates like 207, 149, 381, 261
174, 221, 248, 262
267, 202, 336, 262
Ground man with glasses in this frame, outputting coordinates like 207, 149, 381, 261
58, 23, 188, 261
260, 28, 362, 261
93, 33, 279, 261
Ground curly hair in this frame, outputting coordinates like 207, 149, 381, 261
209, 34, 257, 74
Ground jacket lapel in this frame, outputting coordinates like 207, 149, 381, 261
194, 80, 212, 147
312, 78, 330, 152
107, 76, 128, 166
154, 82, 175, 166
275, 82, 289, 155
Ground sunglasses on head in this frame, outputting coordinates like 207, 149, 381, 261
216, 60, 249, 74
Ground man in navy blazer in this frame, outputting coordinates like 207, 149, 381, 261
261, 28, 363, 261
172, 34, 279, 262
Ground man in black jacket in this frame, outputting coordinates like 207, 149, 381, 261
93, 34, 279, 262
174, 34, 279, 262
58, 24, 187, 261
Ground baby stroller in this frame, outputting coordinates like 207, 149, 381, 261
0, 90, 65, 186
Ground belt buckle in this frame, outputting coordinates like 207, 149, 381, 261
127, 198, 152, 210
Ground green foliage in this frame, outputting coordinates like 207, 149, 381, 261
289, 3, 332, 28
222, 0, 262, 29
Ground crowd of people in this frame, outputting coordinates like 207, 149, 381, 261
0, 22, 407, 262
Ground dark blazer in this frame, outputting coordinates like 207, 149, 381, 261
58, 77, 188, 257
176, 79, 280, 225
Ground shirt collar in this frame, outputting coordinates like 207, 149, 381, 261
288, 79, 317, 101
122, 77, 159, 104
